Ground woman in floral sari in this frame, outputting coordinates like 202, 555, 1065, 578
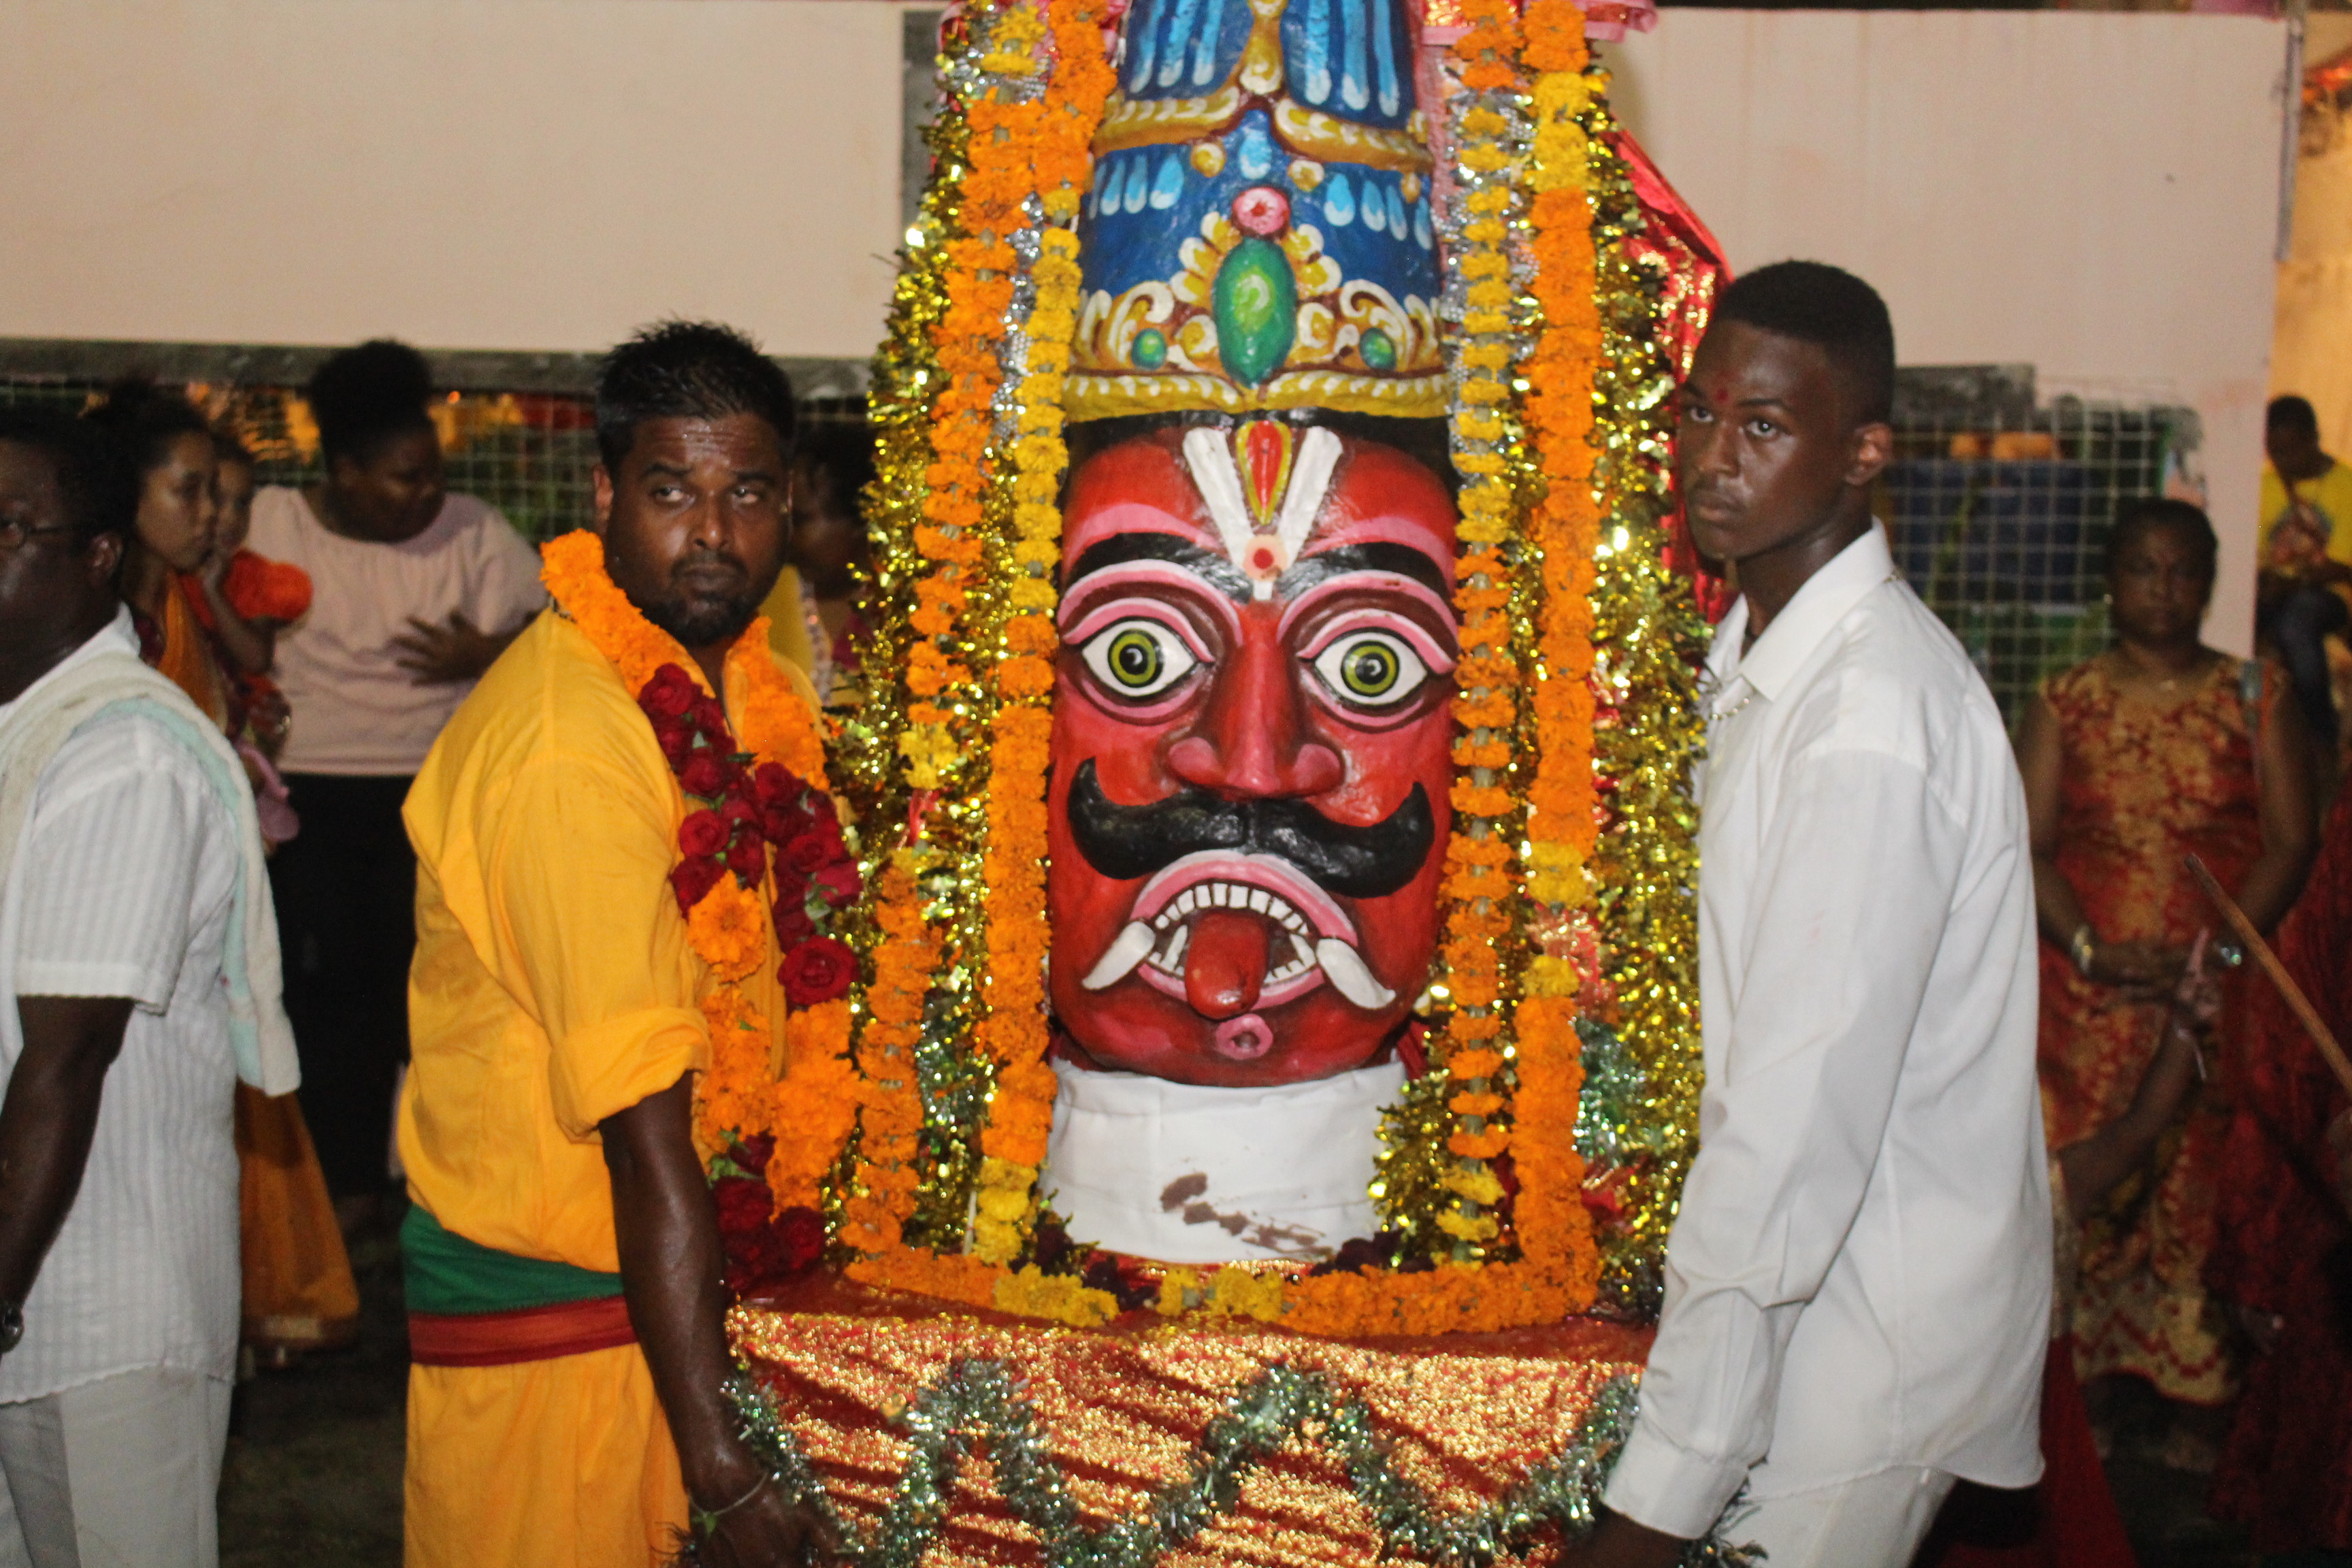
2016, 498, 2317, 1464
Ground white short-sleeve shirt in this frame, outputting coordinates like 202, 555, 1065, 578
247, 486, 546, 777
0, 613, 243, 1402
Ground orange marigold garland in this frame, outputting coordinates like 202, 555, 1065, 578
1512, 0, 1603, 1295
967, 0, 1115, 1267
539, 531, 860, 1281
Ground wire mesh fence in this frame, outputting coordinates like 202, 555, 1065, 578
0, 347, 868, 544
1881, 365, 2192, 726
1, 350, 2184, 723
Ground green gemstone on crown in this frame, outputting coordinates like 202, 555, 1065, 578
1132, 328, 1168, 370
1360, 328, 1396, 372
1212, 238, 1297, 389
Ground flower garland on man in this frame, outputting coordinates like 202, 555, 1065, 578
398, 322, 844, 1568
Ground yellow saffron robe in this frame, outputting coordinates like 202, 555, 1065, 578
398, 609, 806, 1567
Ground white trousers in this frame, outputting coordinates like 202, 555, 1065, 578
0, 1367, 232, 1568
1720, 1465, 1957, 1568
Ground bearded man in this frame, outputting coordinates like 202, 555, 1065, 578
399, 323, 834, 1567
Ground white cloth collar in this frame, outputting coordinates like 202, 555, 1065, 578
1708, 526, 1899, 717
1041, 1058, 1407, 1264
0, 607, 138, 725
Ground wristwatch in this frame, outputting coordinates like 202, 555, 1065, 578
0, 1299, 22, 1357
2068, 924, 2098, 977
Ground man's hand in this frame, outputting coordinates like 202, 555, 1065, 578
0, 997, 134, 1322
692, 1478, 841, 1568
602, 1076, 838, 1565
1557, 1509, 1688, 1568
2086, 938, 2185, 1001
391, 612, 509, 685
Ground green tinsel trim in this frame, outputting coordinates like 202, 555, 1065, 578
693, 1361, 1753, 1568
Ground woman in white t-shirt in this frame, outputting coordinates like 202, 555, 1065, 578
252, 341, 545, 1230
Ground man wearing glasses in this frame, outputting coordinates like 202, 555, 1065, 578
0, 408, 298, 1568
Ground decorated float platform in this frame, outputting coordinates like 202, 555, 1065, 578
696, 0, 1736, 1556
730, 1274, 1652, 1566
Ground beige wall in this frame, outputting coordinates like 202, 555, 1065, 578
1607, 11, 2291, 653
0, 0, 906, 360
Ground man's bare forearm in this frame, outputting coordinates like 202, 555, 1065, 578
601, 1075, 762, 1501
0, 997, 132, 1306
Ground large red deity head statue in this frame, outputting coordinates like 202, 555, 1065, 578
1048, 0, 1456, 1094
1047, 421, 1456, 1087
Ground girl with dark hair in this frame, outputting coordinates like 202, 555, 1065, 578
2016, 497, 2319, 1468
80, 381, 227, 725
81, 389, 362, 1367
246, 340, 544, 1229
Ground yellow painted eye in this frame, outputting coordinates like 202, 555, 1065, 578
1079, 618, 1199, 700
1312, 632, 1429, 708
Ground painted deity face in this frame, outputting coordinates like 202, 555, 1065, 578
1047, 421, 1458, 1087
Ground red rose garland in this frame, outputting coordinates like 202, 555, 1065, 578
634, 662, 860, 1005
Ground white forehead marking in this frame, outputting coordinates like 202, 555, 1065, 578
1275, 427, 1341, 567
1181, 428, 1256, 571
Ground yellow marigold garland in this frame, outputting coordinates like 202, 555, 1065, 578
1424, 0, 1528, 1260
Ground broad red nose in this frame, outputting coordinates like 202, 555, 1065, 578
1164, 610, 1343, 800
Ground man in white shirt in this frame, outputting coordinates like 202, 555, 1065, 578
0, 408, 298, 1568
1568, 263, 2050, 1567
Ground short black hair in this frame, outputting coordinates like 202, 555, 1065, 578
79, 378, 212, 481
796, 421, 877, 525
212, 427, 255, 470
2109, 496, 2218, 577
307, 339, 436, 466
1714, 260, 1897, 425
2269, 394, 2319, 438
0, 405, 137, 546
595, 321, 796, 473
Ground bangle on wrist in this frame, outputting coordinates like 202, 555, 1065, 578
689, 1470, 770, 1540
2069, 924, 2098, 977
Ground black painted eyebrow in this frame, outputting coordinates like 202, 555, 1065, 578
1062, 532, 1251, 601
1275, 542, 1450, 601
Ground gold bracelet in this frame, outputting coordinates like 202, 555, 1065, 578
2069, 924, 2097, 977
689, 1471, 770, 1539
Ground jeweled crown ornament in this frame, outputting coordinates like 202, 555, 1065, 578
1068, 0, 1446, 420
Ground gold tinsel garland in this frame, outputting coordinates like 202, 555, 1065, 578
1578, 81, 1708, 1305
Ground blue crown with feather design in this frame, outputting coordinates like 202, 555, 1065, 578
1066, 0, 1446, 423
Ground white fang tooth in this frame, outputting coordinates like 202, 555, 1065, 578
1316, 939, 1396, 1009
1082, 922, 1157, 991
1247, 889, 1271, 914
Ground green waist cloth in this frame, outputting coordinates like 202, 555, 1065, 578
401, 1204, 624, 1316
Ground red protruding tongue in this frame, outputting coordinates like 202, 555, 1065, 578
1184, 910, 1269, 1020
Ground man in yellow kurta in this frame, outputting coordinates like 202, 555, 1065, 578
399, 323, 835, 1567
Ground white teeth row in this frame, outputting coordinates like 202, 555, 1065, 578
1151, 882, 1309, 936
1077, 915, 1399, 1013
1147, 926, 1316, 982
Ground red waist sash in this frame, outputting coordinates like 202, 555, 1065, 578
408, 1296, 638, 1368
